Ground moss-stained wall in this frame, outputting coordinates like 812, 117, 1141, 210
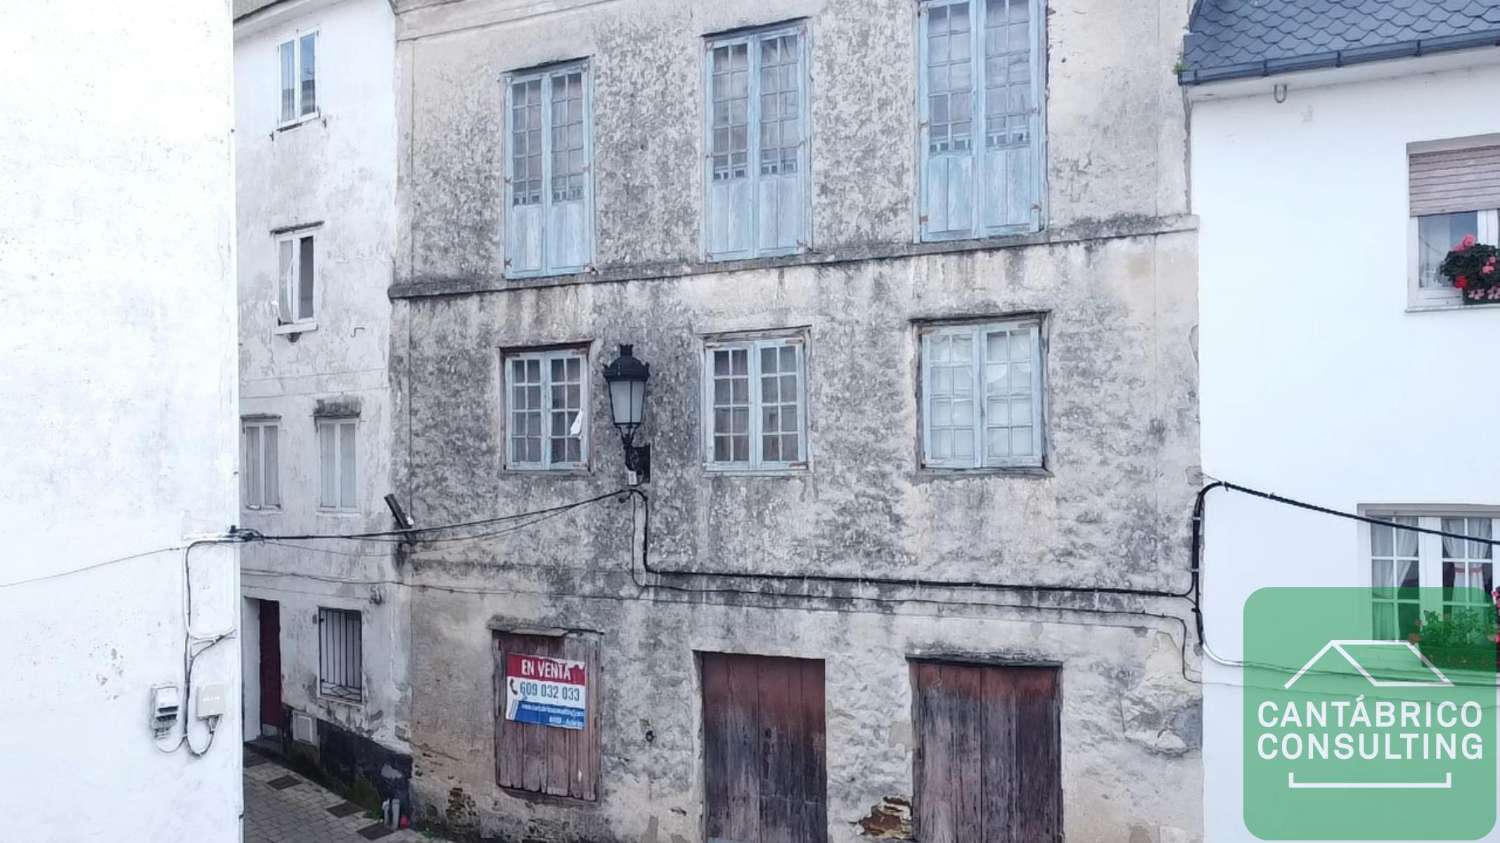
391, 0, 1201, 840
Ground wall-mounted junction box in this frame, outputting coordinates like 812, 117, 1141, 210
196, 683, 226, 719
149, 685, 180, 737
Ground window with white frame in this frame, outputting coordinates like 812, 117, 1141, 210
921, 318, 1044, 469
278, 31, 317, 125
1409, 140, 1500, 307
317, 417, 357, 511
506, 61, 592, 277
504, 348, 588, 469
277, 231, 316, 325
241, 419, 281, 511
703, 334, 807, 470
1369, 513, 1496, 641
317, 607, 362, 703
919, 0, 1044, 241
704, 22, 809, 260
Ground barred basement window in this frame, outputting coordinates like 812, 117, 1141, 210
317, 607, 362, 703
920, 318, 1045, 469
504, 347, 588, 469
703, 334, 807, 470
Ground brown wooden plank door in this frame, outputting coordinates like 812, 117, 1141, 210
492, 632, 600, 801
702, 653, 827, 843
257, 599, 284, 732
912, 663, 1061, 843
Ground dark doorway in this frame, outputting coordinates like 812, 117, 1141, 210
701, 653, 827, 843
258, 599, 284, 734
911, 662, 1062, 843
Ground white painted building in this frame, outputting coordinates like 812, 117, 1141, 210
0, 3, 242, 840
1183, 1, 1500, 839
232, 0, 410, 809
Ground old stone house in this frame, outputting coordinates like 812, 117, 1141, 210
389, 0, 1203, 841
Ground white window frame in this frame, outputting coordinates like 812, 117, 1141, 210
316, 606, 363, 704
919, 317, 1045, 470
701, 21, 812, 261
316, 416, 358, 513
701, 333, 809, 472
1407, 210, 1497, 310
502, 347, 591, 471
916, 0, 1046, 242
274, 228, 318, 329
278, 29, 319, 128
1363, 508, 1499, 640
241, 418, 281, 511
503, 60, 594, 279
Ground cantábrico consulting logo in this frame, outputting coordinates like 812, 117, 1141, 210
1245, 588, 1497, 840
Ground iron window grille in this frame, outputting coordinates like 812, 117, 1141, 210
317, 607, 363, 702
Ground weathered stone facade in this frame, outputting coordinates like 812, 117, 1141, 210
391, 0, 1201, 840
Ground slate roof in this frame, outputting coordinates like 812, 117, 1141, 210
234, 0, 289, 21
1179, 0, 1500, 85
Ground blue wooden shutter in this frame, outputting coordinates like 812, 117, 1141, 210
507, 77, 545, 276
546, 67, 591, 272
980, 0, 1041, 233
754, 30, 805, 255
920, 0, 978, 240
707, 42, 753, 259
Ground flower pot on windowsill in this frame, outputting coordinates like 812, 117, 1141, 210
1461, 284, 1500, 305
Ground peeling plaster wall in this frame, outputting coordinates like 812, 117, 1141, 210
0, 2, 241, 839
391, 0, 1200, 840
234, 0, 410, 756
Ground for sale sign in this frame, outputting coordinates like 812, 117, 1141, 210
504, 653, 587, 730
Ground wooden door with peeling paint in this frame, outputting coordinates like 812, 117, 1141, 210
912, 662, 1062, 843
701, 653, 827, 843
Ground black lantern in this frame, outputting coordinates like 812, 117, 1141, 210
601, 344, 651, 483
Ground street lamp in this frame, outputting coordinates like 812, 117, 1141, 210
601, 344, 651, 484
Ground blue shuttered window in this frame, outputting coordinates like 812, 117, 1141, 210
919, 0, 1043, 241
921, 318, 1045, 469
705, 24, 809, 261
506, 62, 592, 278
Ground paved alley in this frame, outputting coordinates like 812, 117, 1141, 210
243, 750, 424, 843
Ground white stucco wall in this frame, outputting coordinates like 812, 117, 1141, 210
0, 2, 241, 841
233, 0, 407, 754
1193, 56, 1500, 842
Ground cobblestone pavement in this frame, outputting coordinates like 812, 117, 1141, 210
243, 749, 424, 843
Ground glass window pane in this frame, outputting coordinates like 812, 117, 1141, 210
298, 236, 315, 320
263, 426, 279, 507
339, 422, 356, 509
1417, 212, 1479, 289
318, 423, 336, 507
300, 34, 317, 115
279, 41, 295, 122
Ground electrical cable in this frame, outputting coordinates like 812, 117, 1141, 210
1191, 480, 1500, 682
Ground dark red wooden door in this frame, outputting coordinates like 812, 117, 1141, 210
912, 663, 1061, 843
258, 600, 284, 731
702, 653, 826, 843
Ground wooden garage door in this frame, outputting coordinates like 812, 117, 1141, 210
912, 662, 1062, 843
702, 653, 827, 843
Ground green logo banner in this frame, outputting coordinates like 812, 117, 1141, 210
1244, 588, 1497, 840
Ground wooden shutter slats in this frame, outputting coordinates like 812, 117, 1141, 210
493, 632, 598, 802
1409, 145, 1500, 216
